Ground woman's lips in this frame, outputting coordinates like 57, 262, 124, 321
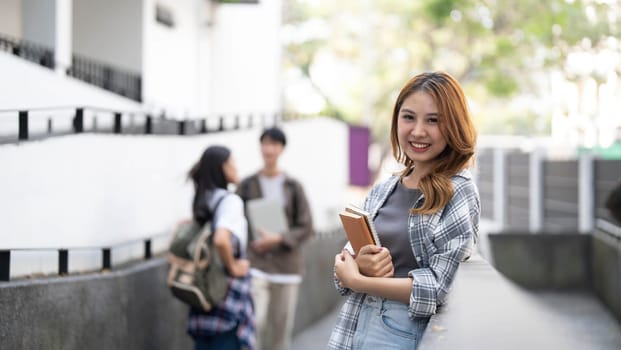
409, 142, 430, 152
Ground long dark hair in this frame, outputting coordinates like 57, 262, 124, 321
188, 145, 231, 224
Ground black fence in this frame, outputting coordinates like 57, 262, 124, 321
0, 106, 316, 282
0, 227, 341, 283
67, 54, 142, 102
0, 235, 164, 282
0, 106, 312, 145
0, 32, 142, 102
0, 32, 55, 69
477, 147, 621, 233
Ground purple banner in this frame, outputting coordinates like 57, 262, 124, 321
349, 125, 371, 186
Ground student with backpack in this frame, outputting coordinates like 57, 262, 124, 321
185, 145, 255, 350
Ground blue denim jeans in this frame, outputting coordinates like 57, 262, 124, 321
193, 328, 240, 350
352, 295, 429, 350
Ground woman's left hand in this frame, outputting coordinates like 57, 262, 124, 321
356, 245, 394, 277
334, 249, 361, 290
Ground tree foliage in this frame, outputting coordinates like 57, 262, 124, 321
283, 0, 621, 137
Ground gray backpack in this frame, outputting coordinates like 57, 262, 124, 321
166, 196, 229, 311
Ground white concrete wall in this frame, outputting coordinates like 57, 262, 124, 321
21, 0, 56, 47
0, 52, 142, 111
6, 0, 283, 120
72, 0, 143, 72
207, 1, 283, 115
0, 0, 292, 278
0, 0, 22, 38
0, 117, 349, 277
141, 0, 283, 118
197, 4, 214, 116
142, 0, 202, 117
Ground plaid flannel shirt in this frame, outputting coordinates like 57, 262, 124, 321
188, 274, 255, 349
188, 232, 256, 350
328, 169, 480, 349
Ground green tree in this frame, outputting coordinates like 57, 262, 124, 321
282, 0, 621, 137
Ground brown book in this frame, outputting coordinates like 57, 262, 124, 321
344, 204, 381, 246
338, 205, 381, 254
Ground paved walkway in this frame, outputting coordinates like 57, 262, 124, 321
291, 301, 342, 350
291, 220, 621, 349
291, 291, 621, 350
530, 291, 621, 349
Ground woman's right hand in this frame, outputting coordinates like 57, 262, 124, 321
230, 258, 250, 277
334, 249, 361, 290
355, 245, 394, 277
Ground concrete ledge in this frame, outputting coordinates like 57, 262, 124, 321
418, 255, 577, 350
592, 227, 621, 323
0, 258, 191, 350
294, 232, 347, 334
488, 232, 592, 289
487, 229, 621, 323
0, 233, 345, 349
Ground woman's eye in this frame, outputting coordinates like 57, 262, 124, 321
428, 118, 438, 124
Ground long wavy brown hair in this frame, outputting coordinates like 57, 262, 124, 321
390, 71, 477, 215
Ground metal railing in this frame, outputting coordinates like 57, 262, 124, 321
1, 31, 142, 101
0, 106, 319, 281
0, 228, 342, 282
0, 105, 313, 145
67, 54, 142, 102
476, 147, 621, 233
0, 32, 55, 69
0, 233, 170, 282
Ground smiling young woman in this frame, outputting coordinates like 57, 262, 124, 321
396, 91, 448, 179
329, 71, 480, 350
391, 71, 477, 215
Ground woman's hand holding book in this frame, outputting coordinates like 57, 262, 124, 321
356, 245, 394, 278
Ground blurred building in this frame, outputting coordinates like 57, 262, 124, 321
0, 0, 283, 118
550, 48, 621, 159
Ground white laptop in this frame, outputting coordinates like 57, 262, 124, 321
246, 198, 288, 237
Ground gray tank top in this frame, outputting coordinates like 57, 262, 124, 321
374, 180, 422, 277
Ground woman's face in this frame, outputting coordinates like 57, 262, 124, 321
222, 156, 239, 185
397, 91, 447, 172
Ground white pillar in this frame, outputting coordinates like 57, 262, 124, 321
493, 148, 507, 231
578, 152, 594, 233
54, 0, 72, 75
529, 148, 544, 233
